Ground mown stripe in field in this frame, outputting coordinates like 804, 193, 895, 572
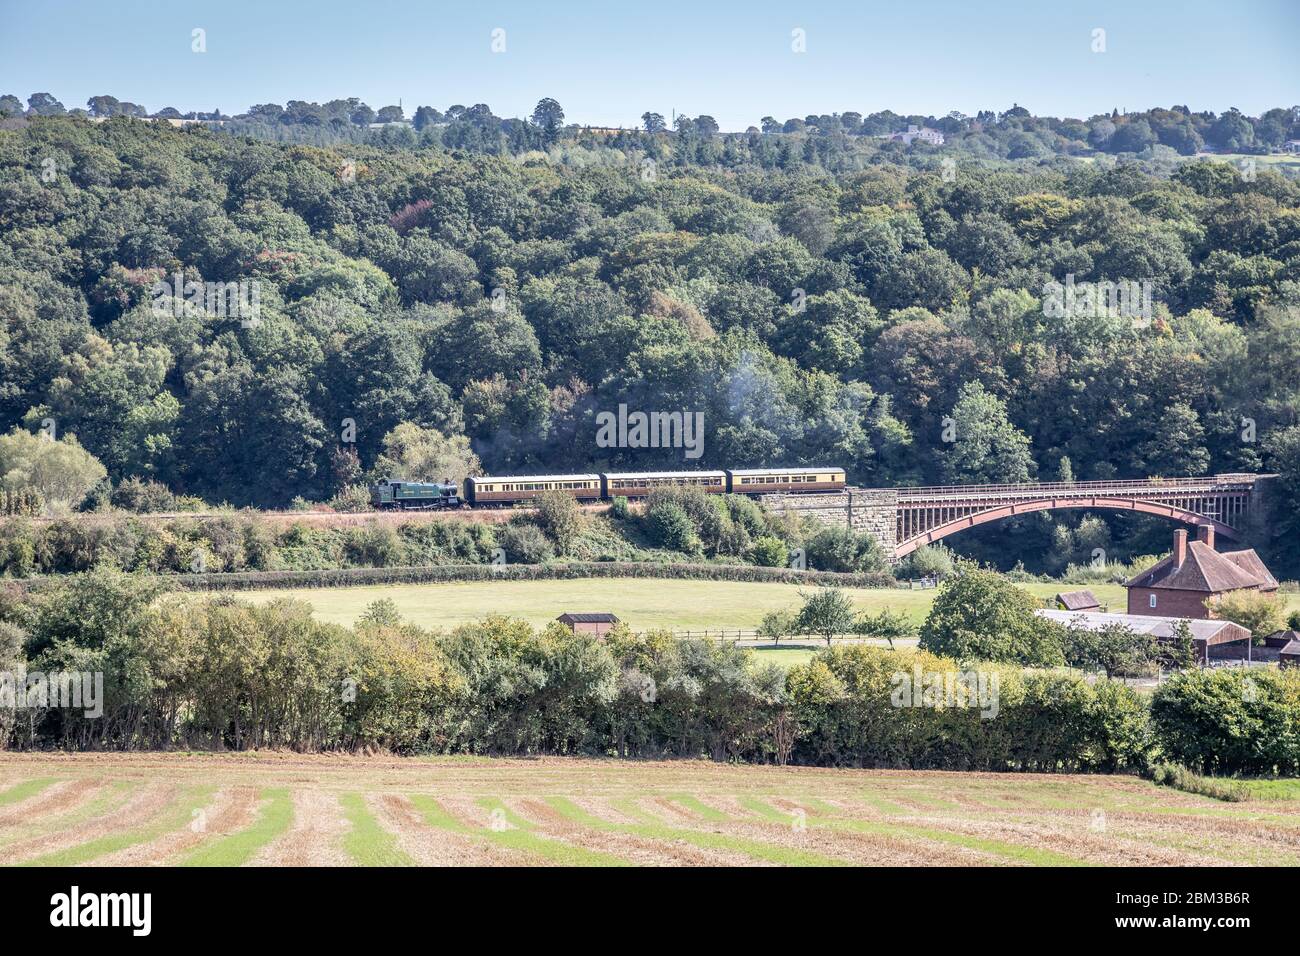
665, 793, 730, 823
472, 798, 629, 866
180, 788, 293, 867
339, 792, 414, 867
550, 796, 850, 867
745, 796, 1089, 867
0, 781, 138, 855
20, 786, 213, 867
405, 794, 623, 865
0, 778, 60, 806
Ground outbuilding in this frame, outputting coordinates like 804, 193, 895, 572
1280, 639, 1300, 669
1055, 589, 1103, 612
556, 612, 621, 637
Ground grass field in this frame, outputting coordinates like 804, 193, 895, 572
227, 578, 1131, 632
0, 753, 1297, 867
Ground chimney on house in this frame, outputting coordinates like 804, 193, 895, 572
1197, 524, 1215, 549
1172, 528, 1188, 567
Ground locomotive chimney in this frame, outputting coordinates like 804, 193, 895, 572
1196, 524, 1215, 549
1172, 528, 1188, 568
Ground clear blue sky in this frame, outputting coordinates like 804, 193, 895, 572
2, 0, 1295, 129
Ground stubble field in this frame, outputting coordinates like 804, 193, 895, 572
0, 753, 1296, 867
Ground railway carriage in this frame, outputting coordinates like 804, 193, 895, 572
465, 474, 603, 506
602, 470, 728, 498
725, 467, 846, 496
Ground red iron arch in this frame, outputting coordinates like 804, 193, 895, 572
893, 496, 1238, 559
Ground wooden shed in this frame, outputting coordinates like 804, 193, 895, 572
1280, 639, 1300, 669
1055, 589, 1102, 612
556, 612, 620, 637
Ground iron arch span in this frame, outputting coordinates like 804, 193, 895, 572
893, 497, 1239, 559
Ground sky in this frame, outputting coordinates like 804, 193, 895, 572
1, 0, 1296, 130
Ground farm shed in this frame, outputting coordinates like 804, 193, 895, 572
556, 612, 620, 637
1281, 640, 1300, 669
1055, 589, 1102, 612
1035, 608, 1252, 665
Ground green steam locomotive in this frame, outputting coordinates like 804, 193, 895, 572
369, 478, 462, 510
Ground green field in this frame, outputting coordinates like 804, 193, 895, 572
2, 753, 1296, 867
227, 578, 1130, 633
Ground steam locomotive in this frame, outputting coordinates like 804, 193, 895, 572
369, 467, 846, 510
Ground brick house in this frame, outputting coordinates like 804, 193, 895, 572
556, 612, 620, 637
1124, 526, 1278, 618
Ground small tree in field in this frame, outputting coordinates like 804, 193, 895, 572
758, 608, 798, 647
796, 588, 856, 646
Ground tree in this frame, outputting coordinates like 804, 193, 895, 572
531, 98, 565, 139
0, 94, 23, 116
641, 112, 665, 133
1208, 591, 1286, 643
26, 92, 65, 115
796, 588, 857, 646
1062, 622, 1161, 677
940, 382, 1035, 483
757, 608, 797, 646
919, 563, 1065, 665
376, 105, 404, 123
412, 105, 441, 130
853, 608, 912, 648
87, 95, 124, 117
694, 115, 720, 136
0, 428, 107, 511
370, 423, 481, 485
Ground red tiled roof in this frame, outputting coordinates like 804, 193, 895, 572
1124, 541, 1276, 593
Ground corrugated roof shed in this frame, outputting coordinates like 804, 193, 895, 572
556, 613, 620, 624
1035, 608, 1250, 645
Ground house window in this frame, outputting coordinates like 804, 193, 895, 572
1149, 594, 1157, 609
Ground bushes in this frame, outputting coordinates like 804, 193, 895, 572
498, 522, 555, 564
533, 491, 584, 555
110, 477, 178, 513
645, 500, 701, 554
9, 568, 1293, 776
804, 524, 886, 573
749, 535, 788, 567
785, 646, 1151, 771
1151, 667, 1300, 776
1147, 762, 1251, 802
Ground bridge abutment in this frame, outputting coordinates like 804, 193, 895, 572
765, 489, 899, 562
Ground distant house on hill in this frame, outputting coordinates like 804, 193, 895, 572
1124, 526, 1277, 619
1055, 589, 1102, 612
886, 124, 945, 146
556, 612, 620, 637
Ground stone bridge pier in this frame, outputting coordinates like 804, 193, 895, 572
765, 489, 899, 562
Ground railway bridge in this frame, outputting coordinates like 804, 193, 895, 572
766, 474, 1272, 562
